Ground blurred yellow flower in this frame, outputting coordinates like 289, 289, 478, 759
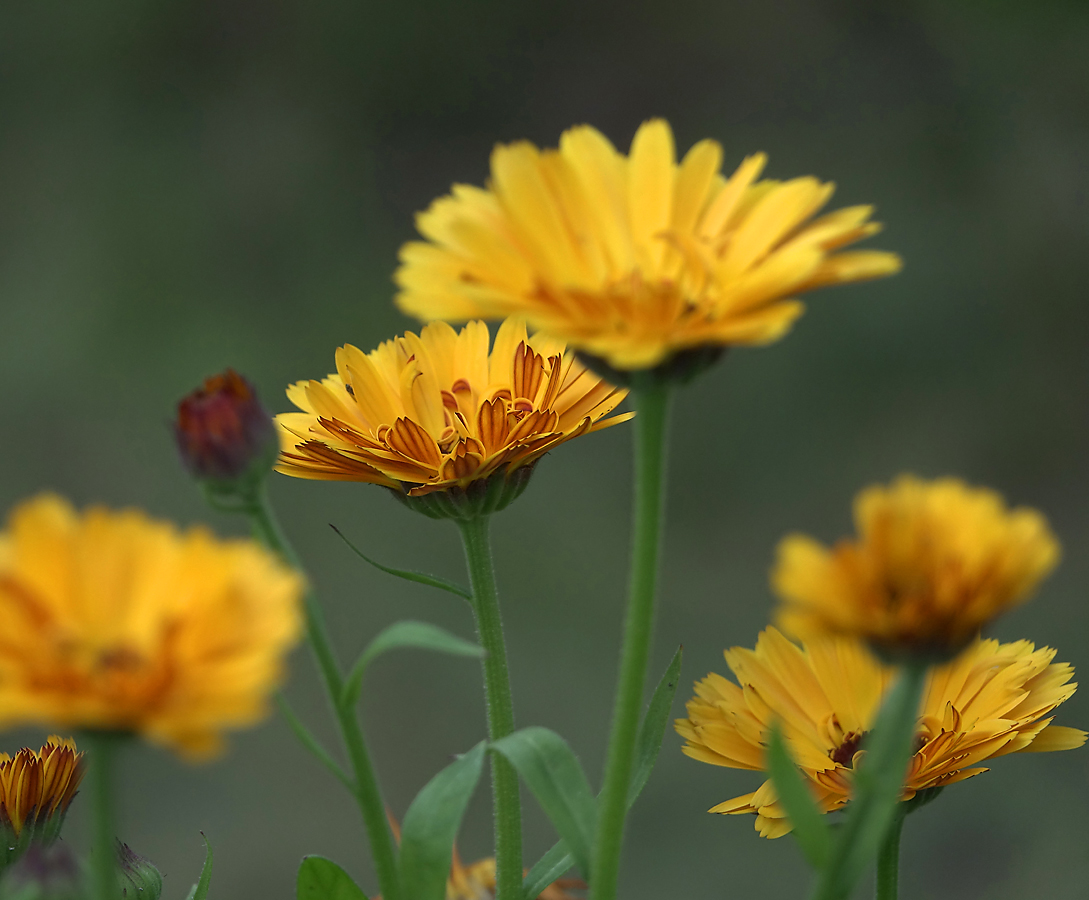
0, 736, 84, 841
275, 318, 631, 503
773, 475, 1060, 658
395, 119, 901, 372
676, 628, 1085, 838
0, 495, 303, 758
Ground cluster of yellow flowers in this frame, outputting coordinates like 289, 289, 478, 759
0, 117, 1080, 897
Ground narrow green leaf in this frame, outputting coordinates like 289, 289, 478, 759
276, 694, 354, 790
814, 662, 928, 900
297, 856, 368, 900
331, 525, 472, 600
492, 727, 597, 880
522, 841, 574, 900
399, 742, 486, 900
766, 724, 831, 869
183, 833, 214, 900
627, 646, 683, 806
341, 620, 484, 708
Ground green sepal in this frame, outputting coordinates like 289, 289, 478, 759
491, 727, 597, 881
628, 646, 683, 806
575, 346, 725, 388
340, 621, 484, 709
390, 466, 535, 521
330, 526, 472, 601
297, 857, 368, 900
183, 834, 213, 900
766, 724, 832, 869
398, 742, 486, 900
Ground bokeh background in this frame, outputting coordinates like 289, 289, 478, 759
2, 0, 1088, 897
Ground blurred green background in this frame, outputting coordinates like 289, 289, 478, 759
2, 0, 1088, 897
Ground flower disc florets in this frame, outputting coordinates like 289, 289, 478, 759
0, 494, 303, 758
676, 628, 1085, 838
275, 318, 632, 516
395, 119, 901, 374
773, 475, 1061, 660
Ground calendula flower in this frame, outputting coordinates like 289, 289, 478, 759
773, 475, 1061, 659
395, 119, 901, 374
275, 318, 631, 516
0, 494, 303, 758
676, 628, 1085, 838
174, 368, 278, 487
0, 737, 84, 846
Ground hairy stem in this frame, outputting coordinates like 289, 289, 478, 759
590, 380, 672, 900
457, 515, 523, 900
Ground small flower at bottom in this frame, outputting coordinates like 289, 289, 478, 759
175, 368, 278, 488
772, 475, 1061, 659
444, 850, 583, 900
676, 627, 1085, 838
0, 494, 304, 758
395, 118, 901, 377
275, 318, 631, 518
0, 737, 84, 861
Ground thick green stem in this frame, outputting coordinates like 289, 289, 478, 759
590, 381, 671, 900
875, 812, 905, 900
248, 487, 401, 900
457, 515, 522, 900
86, 732, 119, 900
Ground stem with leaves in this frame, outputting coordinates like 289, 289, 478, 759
246, 486, 402, 900
590, 379, 672, 900
456, 515, 523, 900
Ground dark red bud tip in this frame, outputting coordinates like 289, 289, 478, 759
174, 369, 277, 484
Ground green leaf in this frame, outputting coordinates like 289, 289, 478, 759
183, 833, 214, 900
814, 662, 928, 900
522, 841, 574, 900
491, 727, 597, 880
627, 646, 683, 806
276, 694, 354, 790
331, 526, 472, 600
766, 724, 831, 869
341, 620, 483, 708
297, 857, 368, 900
399, 742, 486, 900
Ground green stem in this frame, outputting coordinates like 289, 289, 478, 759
875, 812, 905, 900
248, 486, 401, 900
590, 380, 671, 900
457, 515, 522, 900
86, 732, 119, 900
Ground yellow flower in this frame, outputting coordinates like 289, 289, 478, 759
0, 736, 85, 841
0, 495, 303, 758
275, 318, 631, 510
773, 475, 1061, 658
395, 119, 901, 372
676, 627, 1085, 838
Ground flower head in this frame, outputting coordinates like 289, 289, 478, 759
395, 119, 901, 374
175, 368, 278, 486
773, 475, 1061, 659
676, 628, 1085, 838
0, 494, 303, 758
275, 318, 631, 516
0, 737, 84, 846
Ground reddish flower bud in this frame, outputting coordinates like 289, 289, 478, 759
175, 369, 277, 486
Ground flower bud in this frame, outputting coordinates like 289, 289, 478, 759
175, 369, 277, 492
116, 843, 163, 900
0, 844, 82, 900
